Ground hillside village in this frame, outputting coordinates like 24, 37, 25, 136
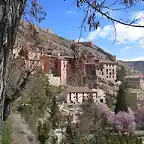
2, 0, 144, 143
13, 24, 144, 103
12, 24, 144, 119
8, 21, 144, 144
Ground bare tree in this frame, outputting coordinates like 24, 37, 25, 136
0, 0, 46, 142
73, 0, 144, 41
3, 30, 41, 119
0, 0, 143, 143
0, 0, 27, 142
67, 42, 87, 86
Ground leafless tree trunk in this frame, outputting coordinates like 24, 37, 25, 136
0, 0, 26, 142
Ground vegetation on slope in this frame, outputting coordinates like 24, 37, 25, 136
2, 118, 12, 144
13, 72, 63, 143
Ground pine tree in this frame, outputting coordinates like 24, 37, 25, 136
114, 83, 128, 114
116, 66, 126, 82
50, 94, 59, 130
31, 75, 60, 143
119, 66, 128, 88
43, 76, 59, 130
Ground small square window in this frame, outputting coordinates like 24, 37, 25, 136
100, 99, 103, 103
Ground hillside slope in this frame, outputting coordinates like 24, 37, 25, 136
17, 23, 116, 63
124, 61, 144, 74
18, 23, 144, 75
11, 113, 38, 144
118, 60, 144, 74
16, 24, 119, 96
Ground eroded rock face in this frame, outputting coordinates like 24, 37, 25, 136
11, 113, 39, 144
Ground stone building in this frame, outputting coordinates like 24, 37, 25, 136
124, 75, 144, 89
57, 56, 68, 86
40, 53, 68, 86
65, 86, 106, 104
91, 88, 106, 103
96, 61, 117, 82
84, 54, 117, 82
79, 41, 94, 48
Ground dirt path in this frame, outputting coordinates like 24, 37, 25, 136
10, 113, 39, 144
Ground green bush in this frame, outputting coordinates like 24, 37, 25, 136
2, 118, 12, 144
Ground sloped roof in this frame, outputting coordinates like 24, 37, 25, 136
66, 86, 90, 93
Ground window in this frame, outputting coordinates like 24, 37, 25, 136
70, 100, 73, 103
102, 72, 104, 75
100, 99, 103, 103
63, 61, 66, 68
93, 92, 97, 98
76, 93, 78, 101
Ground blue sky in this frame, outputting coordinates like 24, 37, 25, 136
38, 0, 144, 61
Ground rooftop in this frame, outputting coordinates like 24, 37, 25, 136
66, 86, 91, 93
103, 60, 116, 64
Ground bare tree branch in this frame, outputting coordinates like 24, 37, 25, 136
78, 0, 144, 28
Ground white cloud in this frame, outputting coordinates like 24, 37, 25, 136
85, 27, 101, 41
110, 23, 144, 43
119, 57, 144, 61
79, 26, 111, 42
133, 10, 144, 21
81, 11, 144, 46
139, 39, 144, 48
120, 46, 133, 52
